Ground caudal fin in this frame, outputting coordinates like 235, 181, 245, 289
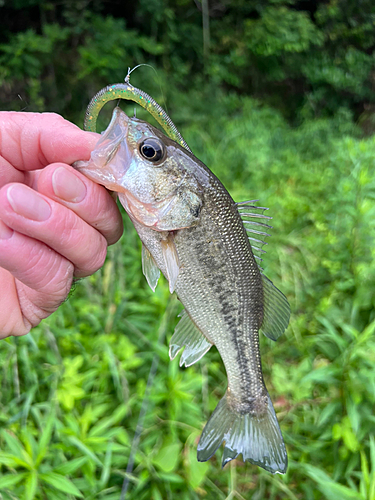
197, 392, 287, 474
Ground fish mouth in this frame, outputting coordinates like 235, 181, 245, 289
74, 107, 132, 190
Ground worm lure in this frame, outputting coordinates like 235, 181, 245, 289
84, 71, 191, 152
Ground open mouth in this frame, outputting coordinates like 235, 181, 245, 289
73, 108, 131, 190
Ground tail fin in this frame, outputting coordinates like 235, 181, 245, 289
197, 392, 287, 474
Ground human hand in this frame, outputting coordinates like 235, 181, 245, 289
0, 112, 123, 338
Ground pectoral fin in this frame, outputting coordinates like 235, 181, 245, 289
170, 309, 212, 367
142, 244, 160, 292
161, 235, 180, 293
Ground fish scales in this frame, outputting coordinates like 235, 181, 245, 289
75, 97, 290, 474
136, 177, 265, 409
175, 187, 266, 408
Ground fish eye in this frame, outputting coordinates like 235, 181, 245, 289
139, 138, 164, 162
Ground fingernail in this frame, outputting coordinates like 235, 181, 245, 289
7, 185, 51, 221
0, 220, 13, 239
52, 167, 86, 203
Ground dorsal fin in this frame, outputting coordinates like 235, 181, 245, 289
237, 200, 290, 339
236, 200, 272, 271
260, 275, 290, 341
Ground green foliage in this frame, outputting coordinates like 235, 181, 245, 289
0, 0, 374, 123
0, 0, 375, 497
244, 7, 324, 56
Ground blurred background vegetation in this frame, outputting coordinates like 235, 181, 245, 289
1, 0, 375, 498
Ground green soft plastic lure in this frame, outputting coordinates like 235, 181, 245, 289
84, 73, 191, 152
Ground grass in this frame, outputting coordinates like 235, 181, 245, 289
1, 93, 375, 499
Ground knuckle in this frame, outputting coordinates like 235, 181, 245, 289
57, 209, 83, 248
22, 241, 73, 294
43, 260, 74, 303
50, 206, 108, 277
77, 237, 107, 277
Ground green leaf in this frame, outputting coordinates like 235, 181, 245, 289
369, 436, 375, 500
360, 450, 370, 494
25, 471, 38, 500
152, 485, 163, 500
188, 449, 209, 489
153, 443, 181, 473
67, 436, 103, 466
53, 456, 88, 475
156, 472, 184, 484
99, 441, 113, 488
1, 430, 25, 457
36, 408, 56, 465
39, 472, 83, 497
23, 429, 38, 461
0, 451, 20, 467
332, 423, 342, 440
88, 404, 128, 438
1, 430, 33, 469
0, 472, 27, 488
303, 464, 365, 500
342, 426, 360, 452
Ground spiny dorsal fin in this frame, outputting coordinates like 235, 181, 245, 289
236, 200, 272, 271
260, 275, 290, 341
169, 309, 213, 367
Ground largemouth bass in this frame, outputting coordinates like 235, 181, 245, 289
75, 106, 290, 474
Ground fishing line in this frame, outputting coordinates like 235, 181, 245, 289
125, 64, 169, 116
125, 63, 155, 81
17, 94, 28, 112
120, 299, 177, 499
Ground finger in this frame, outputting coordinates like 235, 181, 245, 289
35, 163, 123, 245
0, 155, 25, 188
0, 183, 108, 278
0, 267, 26, 337
0, 112, 99, 172
0, 220, 74, 337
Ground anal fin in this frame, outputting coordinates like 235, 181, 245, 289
169, 310, 212, 367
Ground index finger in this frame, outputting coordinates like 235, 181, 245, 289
0, 112, 99, 172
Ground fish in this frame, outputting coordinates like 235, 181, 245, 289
74, 105, 290, 474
